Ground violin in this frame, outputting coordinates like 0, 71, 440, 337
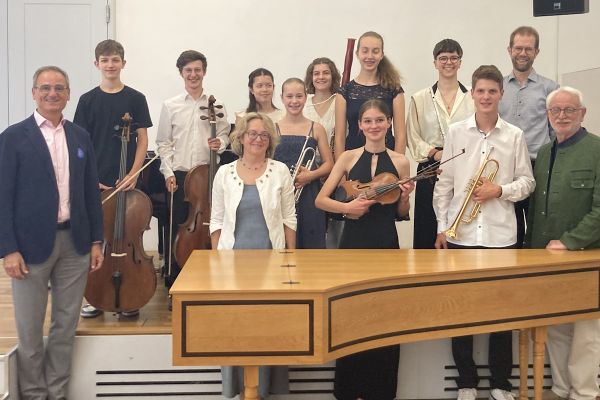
336, 149, 466, 204
85, 113, 157, 312
173, 95, 224, 266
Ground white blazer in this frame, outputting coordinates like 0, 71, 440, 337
209, 159, 297, 249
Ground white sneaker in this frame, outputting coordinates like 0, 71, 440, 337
458, 388, 478, 400
80, 304, 102, 318
490, 388, 515, 400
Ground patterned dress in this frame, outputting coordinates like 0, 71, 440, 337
339, 80, 404, 151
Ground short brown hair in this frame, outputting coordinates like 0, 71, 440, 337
472, 65, 503, 90
176, 50, 207, 73
95, 39, 124, 61
433, 39, 463, 59
304, 57, 341, 95
230, 112, 280, 158
509, 26, 540, 49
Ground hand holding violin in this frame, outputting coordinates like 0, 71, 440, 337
398, 178, 415, 202
343, 196, 377, 219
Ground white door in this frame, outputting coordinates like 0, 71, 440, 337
6, 0, 113, 124
1, 0, 9, 129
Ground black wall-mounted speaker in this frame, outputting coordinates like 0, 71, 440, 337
533, 0, 589, 16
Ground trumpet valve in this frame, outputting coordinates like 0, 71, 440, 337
465, 179, 475, 191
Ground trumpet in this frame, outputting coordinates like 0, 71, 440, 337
291, 135, 316, 203
445, 147, 499, 240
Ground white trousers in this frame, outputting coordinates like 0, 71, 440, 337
547, 319, 600, 400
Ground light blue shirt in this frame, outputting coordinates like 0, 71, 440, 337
499, 69, 559, 159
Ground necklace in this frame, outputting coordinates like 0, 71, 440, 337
306, 93, 336, 107
240, 159, 266, 171
438, 89, 457, 113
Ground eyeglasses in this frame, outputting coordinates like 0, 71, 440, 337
511, 46, 536, 55
35, 84, 68, 94
437, 56, 461, 64
547, 107, 582, 116
246, 131, 270, 141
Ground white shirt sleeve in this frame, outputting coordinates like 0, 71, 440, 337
156, 103, 175, 178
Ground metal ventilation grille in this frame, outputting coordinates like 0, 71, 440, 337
443, 363, 553, 394
94, 365, 335, 398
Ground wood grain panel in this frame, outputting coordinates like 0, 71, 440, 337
329, 269, 599, 350
182, 300, 313, 356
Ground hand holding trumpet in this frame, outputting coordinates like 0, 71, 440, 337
472, 177, 502, 203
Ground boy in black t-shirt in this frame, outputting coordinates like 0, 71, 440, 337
74, 39, 152, 318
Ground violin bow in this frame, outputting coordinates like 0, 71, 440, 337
341, 149, 466, 202
400, 148, 466, 185
101, 153, 160, 205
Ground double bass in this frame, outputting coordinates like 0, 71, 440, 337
85, 113, 157, 312
173, 95, 224, 267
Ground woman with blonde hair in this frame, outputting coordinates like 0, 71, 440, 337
211, 112, 295, 399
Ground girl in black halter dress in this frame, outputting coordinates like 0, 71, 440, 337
316, 99, 414, 400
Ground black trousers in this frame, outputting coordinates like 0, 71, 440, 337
413, 160, 439, 249
514, 159, 535, 249
164, 171, 189, 287
447, 242, 515, 391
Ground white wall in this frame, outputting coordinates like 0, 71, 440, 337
114, 0, 597, 145
113, 0, 598, 250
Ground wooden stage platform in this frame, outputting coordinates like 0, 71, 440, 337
0, 255, 172, 351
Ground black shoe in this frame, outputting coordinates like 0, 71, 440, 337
121, 309, 140, 318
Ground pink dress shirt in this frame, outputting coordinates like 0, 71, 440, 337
34, 110, 70, 222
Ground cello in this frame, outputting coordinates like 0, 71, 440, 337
173, 95, 224, 267
85, 113, 157, 312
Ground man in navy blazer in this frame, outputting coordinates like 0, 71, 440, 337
0, 66, 103, 399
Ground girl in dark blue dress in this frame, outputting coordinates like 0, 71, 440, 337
334, 31, 407, 158
273, 78, 333, 249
